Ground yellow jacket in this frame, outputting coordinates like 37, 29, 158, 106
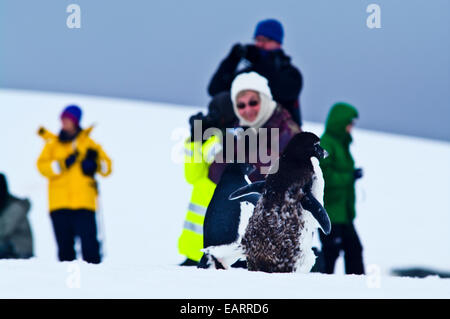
37, 126, 112, 212
178, 136, 221, 262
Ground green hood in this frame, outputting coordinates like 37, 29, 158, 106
324, 102, 359, 143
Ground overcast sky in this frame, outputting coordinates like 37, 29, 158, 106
1, 0, 449, 141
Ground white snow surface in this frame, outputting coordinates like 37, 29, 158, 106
0, 89, 449, 298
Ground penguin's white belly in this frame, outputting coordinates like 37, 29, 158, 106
310, 157, 325, 206
294, 210, 318, 273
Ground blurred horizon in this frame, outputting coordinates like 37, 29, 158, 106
1, 0, 449, 141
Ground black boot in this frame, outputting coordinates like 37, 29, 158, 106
179, 258, 199, 266
310, 247, 325, 273
231, 259, 247, 269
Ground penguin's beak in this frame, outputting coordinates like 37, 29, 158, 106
314, 144, 328, 159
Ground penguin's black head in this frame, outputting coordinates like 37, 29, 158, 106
283, 132, 327, 162
313, 142, 328, 160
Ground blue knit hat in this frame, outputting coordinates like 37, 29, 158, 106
61, 105, 82, 126
254, 19, 284, 44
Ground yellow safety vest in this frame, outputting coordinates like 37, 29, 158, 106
178, 135, 221, 261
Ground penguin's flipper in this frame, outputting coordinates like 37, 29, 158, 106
228, 181, 266, 200
300, 192, 331, 235
238, 163, 256, 176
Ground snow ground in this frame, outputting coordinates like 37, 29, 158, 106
0, 89, 449, 298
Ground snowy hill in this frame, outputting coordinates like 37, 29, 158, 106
0, 89, 449, 298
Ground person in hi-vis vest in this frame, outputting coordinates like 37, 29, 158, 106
178, 92, 237, 266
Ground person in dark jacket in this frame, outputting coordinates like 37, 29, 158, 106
208, 19, 303, 126
208, 71, 301, 184
0, 173, 33, 259
318, 102, 365, 275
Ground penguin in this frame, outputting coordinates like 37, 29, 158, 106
230, 132, 331, 273
199, 133, 330, 271
198, 163, 259, 269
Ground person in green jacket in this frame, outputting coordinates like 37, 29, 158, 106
319, 102, 365, 275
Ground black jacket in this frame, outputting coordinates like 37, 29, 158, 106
208, 47, 303, 126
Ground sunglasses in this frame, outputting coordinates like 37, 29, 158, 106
237, 99, 260, 109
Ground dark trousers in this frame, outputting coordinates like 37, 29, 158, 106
319, 223, 365, 275
50, 209, 101, 264
0, 241, 14, 259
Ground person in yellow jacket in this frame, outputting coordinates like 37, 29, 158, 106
178, 92, 237, 266
37, 105, 112, 264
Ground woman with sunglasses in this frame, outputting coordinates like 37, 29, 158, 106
208, 71, 301, 184
200, 72, 312, 270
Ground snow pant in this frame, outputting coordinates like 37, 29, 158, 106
0, 241, 14, 259
310, 247, 325, 273
319, 222, 364, 275
50, 209, 101, 264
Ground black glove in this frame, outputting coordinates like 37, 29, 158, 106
244, 44, 261, 64
354, 168, 363, 180
228, 43, 246, 62
65, 151, 79, 169
189, 112, 205, 139
81, 149, 98, 177
189, 112, 217, 141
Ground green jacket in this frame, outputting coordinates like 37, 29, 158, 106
319, 103, 359, 224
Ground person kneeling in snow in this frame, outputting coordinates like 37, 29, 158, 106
0, 173, 33, 259
178, 92, 237, 266
37, 105, 112, 264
